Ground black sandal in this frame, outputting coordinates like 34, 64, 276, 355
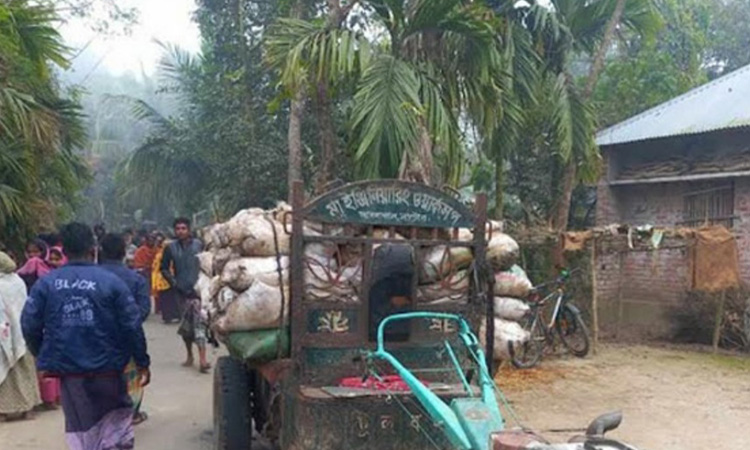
133, 411, 149, 425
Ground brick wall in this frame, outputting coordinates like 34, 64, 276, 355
733, 177, 750, 282
594, 130, 750, 339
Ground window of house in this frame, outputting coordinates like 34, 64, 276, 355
681, 183, 735, 228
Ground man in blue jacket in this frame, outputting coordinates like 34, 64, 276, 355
99, 232, 151, 426
22, 222, 150, 450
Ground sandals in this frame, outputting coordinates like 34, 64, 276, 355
133, 411, 149, 425
199, 363, 212, 374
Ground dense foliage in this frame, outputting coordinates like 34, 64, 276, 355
65, 0, 750, 232
0, 1, 89, 250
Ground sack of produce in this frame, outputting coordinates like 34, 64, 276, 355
418, 270, 470, 304
197, 251, 214, 276
221, 256, 290, 292
223, 328, 290, 362
203, 223, 231, 250
457, 220, 504, 242
213, 247, 240, 275
480, 317, 531, 360
304, 261, 361, 302
493, 265, 532, 298
216, 286, 238, 312
225, 210, 289, 256
420, 245, 473, 283
195, 273, 211, 306
214, 280, 289, 332
487, 233, 519, 271
494, 297, 530, 321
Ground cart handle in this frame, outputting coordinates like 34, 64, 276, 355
375, 312, 472, 353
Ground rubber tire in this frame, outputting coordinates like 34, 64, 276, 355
556, 305, 590, 358
214, 356, 253, 450
508, 316, 543, 369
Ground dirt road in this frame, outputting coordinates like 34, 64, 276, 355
0, 316, 223, 450
3, 327, 749, 450
497, 345, 750, 450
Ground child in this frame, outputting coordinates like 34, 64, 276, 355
16, 240, 51, 290
47, 247, 67, 269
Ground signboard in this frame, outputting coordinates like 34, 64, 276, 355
305, 180, 474, 228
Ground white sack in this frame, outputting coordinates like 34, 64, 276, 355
418, 271, 470, 304
420, 246, 473, 283
487, 233, 519, 271
197, 251, 214, 276
203, 223, 231, 250
457, 220, 504, 242
213, 247, 240, 275
214, 281, 289, 332
221, 256, 290, 292
493, 265, 532, 298
480, 317, 531, 360
304, 261, 361, 302
226, 211, 289, 256
493, 297, 530, 321
194, 273, 212, 307
215, 286, 238, 312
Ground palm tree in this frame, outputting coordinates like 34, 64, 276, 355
546, 0, 662, 230
0, 1, 89, 245
266, 0, 507, 187
115, 47, 209, 216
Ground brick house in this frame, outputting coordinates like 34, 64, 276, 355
594, 64, 750, 337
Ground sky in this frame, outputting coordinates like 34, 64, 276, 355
60, 0, 202, 81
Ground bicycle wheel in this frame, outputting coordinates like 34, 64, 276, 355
508, 315, 544, 369
556, 304, 590, 357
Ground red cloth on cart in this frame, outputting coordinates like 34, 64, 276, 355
338, 375, 428, 392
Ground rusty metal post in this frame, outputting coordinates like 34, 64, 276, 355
290, 180, 305, 363
474, 193, 493, 371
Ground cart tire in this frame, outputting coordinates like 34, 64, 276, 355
214, 356, 253, 450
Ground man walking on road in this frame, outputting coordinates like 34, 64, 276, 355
159, 218, 209, 372
21, 222, 150, 450
99, 233, 151, 425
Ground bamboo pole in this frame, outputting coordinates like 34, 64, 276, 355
590, 241, 599, 355
712, 290, 726, 353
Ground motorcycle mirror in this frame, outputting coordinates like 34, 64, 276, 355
585, 411, 623, 437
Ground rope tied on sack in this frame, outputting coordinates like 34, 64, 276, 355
265, 214, 287, 360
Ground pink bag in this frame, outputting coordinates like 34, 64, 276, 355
39, 376, 60, 405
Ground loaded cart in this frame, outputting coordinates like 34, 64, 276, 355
212, 180, 640, 450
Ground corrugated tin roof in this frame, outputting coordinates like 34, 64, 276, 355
595, 63, 750, 147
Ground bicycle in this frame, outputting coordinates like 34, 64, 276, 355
507, 268, 590, 369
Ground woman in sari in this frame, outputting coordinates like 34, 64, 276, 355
0, 251, 41, 420
151, 234, 170, 316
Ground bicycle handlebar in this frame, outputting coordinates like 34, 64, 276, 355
531, 267, 582, 292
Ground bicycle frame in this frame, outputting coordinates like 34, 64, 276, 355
528, 288, 567, 338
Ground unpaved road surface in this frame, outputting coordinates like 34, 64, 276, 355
0, 316, 223, 449
3, 326, 749, 449
496, 345, 750, 450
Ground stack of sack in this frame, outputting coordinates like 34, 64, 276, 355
482, 231, 534, 360
195, 207, 531, 361
195, 205, 293, 336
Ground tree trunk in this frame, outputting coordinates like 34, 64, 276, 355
314, 82, 337, 194
494, 153, 504, 220
287, 89, 304, 203
287, 0, 306, 203
398, 122, 434, 185
551, 0, 627, 230
584, 0, 627, 99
